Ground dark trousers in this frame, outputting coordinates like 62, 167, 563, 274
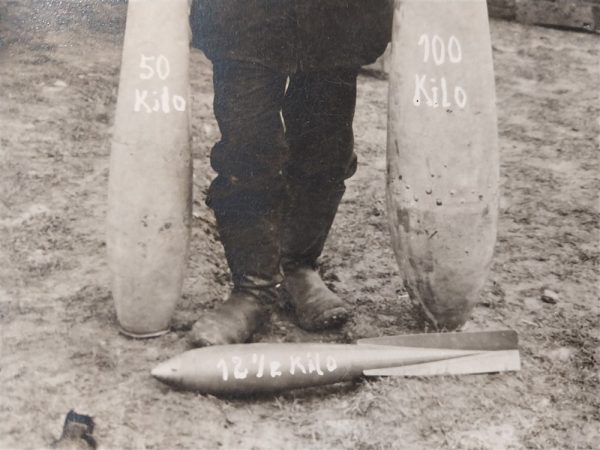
206, 59, 359, 288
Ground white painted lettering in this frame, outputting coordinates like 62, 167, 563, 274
134, 88, 186, 114
216, 359, 228, 381
448, 36, 462, 63
270, 361, 282, 378
156, 55, 171, 80
252, 353, 265, 378
134, 89, 151, 112
314, 353, 324, 375
256, 354, 265, 378
160, 86, 171, 113
139, 54, 171, 80
441, 77, 451, 107
326, 356, 338, 372
413, 74, 433, 107
455, 86, 468, 108
136, 54, 184, 113
232, 356, 248, 379
172, 95, 186, 112
431, 84, 440, 108
307, 353, 324, 375
418, 33, 429, 63
417, 34, 463, 65
151, 94, 161, 112
289, 356, 307, 375
139, 54, 155, 80
413, 75, 467, 109
432, 35, 445, 65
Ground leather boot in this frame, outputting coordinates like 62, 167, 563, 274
188, 287, 275, 347
188, 178, 283, 347
281, 181, 350, 331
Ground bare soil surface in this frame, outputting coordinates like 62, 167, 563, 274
1, 2, 599, 449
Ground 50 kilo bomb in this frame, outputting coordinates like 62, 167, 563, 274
107, 0, 192, 337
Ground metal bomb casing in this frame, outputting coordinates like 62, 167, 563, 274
151, 342, 480, 396
387, 0, 499, 329
107, 0, 192, 337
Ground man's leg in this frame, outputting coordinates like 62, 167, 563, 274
188, 60, 288, 347
281, 68, 359, 331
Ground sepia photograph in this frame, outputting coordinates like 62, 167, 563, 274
0, 0, 598, 448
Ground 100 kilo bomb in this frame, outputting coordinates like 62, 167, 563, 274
107, 0, 192, 337
386, 0, 500, 329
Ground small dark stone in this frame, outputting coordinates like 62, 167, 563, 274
541, 289, 559, 304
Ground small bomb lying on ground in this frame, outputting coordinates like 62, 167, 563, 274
152, 330, 520, 396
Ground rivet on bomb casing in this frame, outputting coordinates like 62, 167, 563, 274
425, 189, 432, 195
436, 199, 443, 206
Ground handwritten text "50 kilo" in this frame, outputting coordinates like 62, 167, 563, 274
134, 54, 186, 113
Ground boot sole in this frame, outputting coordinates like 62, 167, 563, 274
296, 305, 350, 332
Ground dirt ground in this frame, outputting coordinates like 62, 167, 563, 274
1, 1, 598, 449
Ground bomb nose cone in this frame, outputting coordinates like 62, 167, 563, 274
151, 359, 180, 383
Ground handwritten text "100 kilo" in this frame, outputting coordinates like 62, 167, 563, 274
413, 34, 467, 109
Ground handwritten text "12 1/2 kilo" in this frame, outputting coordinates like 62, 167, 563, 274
217, 353, 339, 381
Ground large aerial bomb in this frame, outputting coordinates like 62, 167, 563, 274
107, 0, 192, 337
386, 0, 500, 329
152, 330, 520, 396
